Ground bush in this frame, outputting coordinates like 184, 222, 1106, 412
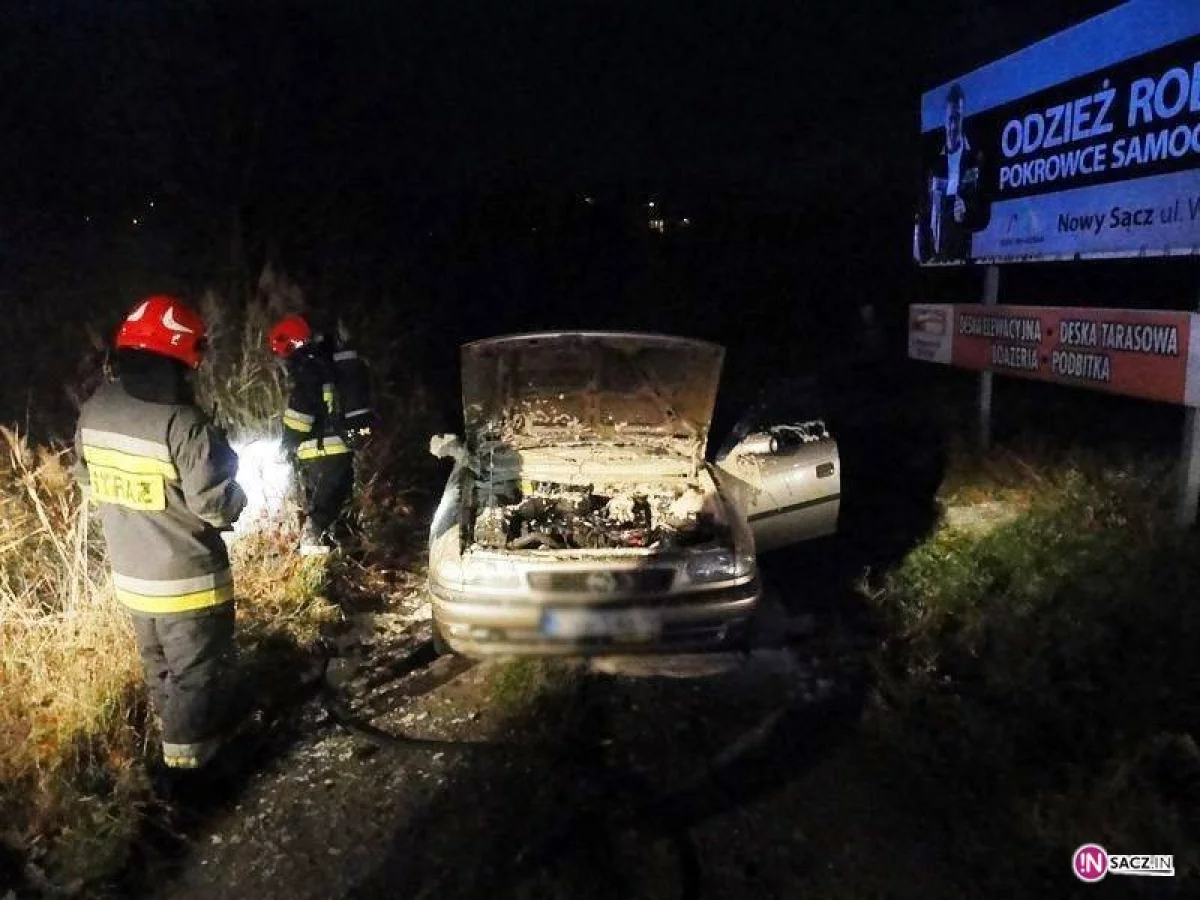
196, 289, 288, 442
872, 450, 1200, 879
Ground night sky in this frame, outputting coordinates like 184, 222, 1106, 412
2, 0, 1141, 434
4, 1, 1122, 210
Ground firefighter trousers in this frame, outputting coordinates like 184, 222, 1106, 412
131, 604, 237, 769
297, 453, 355, 537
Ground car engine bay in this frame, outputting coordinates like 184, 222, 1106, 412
467, 478, 727, 552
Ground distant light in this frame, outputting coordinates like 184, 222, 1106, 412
132, 217, 139, 225
148, 199, 155, 208
583, 195, 594, 204
648, 200, 656, 208
84, 215, 91, 223
681, 217, 691, 226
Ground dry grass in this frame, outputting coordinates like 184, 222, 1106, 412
197, 287, 288, 442
229, 520, 341, 643
0, 272, 437, 890
871, 445, 1200, 883
0, 426, 148, 886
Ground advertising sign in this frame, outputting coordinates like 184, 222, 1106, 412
908, 303, 1200, 406
914, 0, 1200, 265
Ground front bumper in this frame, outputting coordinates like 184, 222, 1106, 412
430, 576, 760, 657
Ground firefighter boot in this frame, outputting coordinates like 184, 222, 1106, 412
299, 519, 331, 556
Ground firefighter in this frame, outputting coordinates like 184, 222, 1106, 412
268, 314, 372, 556
73, 295, 247, 773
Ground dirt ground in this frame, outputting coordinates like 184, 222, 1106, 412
92, 541, 912, 900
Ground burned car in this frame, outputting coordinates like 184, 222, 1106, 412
427, 332, 841, 657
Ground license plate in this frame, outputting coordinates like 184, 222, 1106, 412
541, 608, 662, 640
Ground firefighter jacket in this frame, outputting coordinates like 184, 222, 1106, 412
73, 372, 246, 616
281, 342, 355, 462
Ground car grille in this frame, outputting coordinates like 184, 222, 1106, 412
526, 569, 675, 594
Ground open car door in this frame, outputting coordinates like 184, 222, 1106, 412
711, 376, 841, 552
714, 421, 841, 551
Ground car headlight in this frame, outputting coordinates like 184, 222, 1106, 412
441, 556, 522, 590
686, 548, 755, 583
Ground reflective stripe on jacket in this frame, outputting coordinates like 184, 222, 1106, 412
112, 569, 235, 615
73, 380, 246, 615
163, 736, 223, 769
296, 434, 352, 460
282, 407, 315, 433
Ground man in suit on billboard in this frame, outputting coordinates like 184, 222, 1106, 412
915, 83, 992, 263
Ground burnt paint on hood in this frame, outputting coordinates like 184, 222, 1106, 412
461, 332, 724, 457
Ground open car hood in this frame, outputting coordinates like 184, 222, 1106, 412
462, 332, 725, 460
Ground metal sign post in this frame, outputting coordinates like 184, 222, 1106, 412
1175, 280, 1200, 529
1176, 410, 1200, 528
978, 264, 1000, 449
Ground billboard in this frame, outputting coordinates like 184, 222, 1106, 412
914, 0, 1200, 265
909, 303, 1200, 405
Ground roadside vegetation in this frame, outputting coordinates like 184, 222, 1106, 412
0, 275, 435, 890
868, 433, 1200, 887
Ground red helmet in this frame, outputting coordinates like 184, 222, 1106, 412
268, 314, 312, 358
114, 295, 207, 369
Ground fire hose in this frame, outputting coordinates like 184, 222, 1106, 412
308, 638, 710, 898
304, 634, 851, 899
